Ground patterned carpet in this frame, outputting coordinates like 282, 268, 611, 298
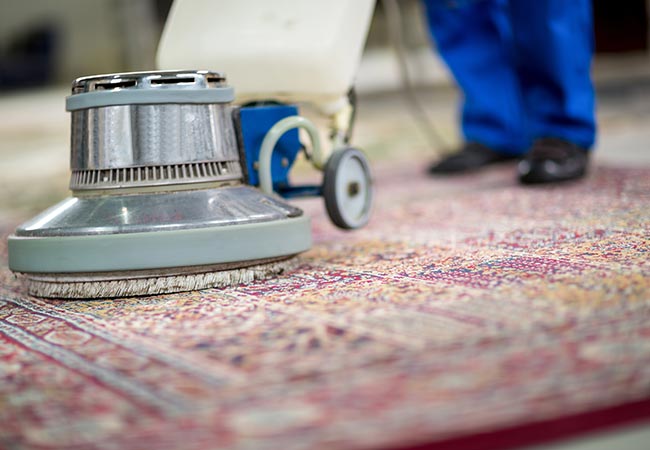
1, 162, 649, 450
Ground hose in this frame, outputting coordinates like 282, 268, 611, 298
258, 115, 324, 195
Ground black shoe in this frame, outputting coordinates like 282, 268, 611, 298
518, 138, 589, 185
429, 142, 518, 175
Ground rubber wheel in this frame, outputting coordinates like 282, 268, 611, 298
323, 148, 373, 229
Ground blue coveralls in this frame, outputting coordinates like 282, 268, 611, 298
422, 0, 596, 155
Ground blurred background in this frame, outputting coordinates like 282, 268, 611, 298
1, 0, 650, 219
2, 0, 650, 90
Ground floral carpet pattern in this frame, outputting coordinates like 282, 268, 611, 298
1, 162, 649, 450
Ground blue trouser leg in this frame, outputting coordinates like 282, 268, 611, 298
508, 0, 596, 149
422, 0, 527, 155
422, 0, 597, 152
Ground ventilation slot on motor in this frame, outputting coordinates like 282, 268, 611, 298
70, 161, 242, 190
94, 80, 137, 91
150, 77, 195, 86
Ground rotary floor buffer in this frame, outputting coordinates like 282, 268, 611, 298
7, 0, 376, 298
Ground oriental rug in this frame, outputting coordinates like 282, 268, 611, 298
1, 162, 649, 450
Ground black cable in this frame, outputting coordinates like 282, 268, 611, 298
381, 0, 449, 151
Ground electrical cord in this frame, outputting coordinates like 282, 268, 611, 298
381, 0, 449, 151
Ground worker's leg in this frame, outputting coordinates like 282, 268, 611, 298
422, 0, 527, 155
508, 0, 596, 149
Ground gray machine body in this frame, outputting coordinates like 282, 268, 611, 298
8, 70, 312, 285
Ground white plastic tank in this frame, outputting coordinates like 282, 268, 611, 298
157, 0, 375, 112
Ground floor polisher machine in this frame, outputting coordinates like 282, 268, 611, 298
7, 0, 376, 299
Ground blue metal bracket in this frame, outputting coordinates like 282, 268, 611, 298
239, 104, 302, 190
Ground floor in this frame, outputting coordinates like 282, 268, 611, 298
526, 423, 650, 450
